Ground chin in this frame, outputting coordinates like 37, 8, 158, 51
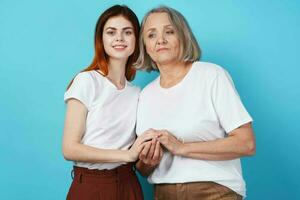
113, 54, 132, 60
156, 57, 177, 65
108, 51, 132, 59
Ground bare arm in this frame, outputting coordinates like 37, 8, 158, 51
62, 99, 151, 163
157, 123, 256, 161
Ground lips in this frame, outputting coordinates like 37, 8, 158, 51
113, 44, 127, 50
156, 47, 169, 52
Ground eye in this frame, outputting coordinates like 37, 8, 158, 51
106, 30, 115, 36
166, 29, 174, 35
125, 30, 133, 35
147, 33, 156, 39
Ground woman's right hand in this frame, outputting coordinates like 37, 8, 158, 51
139, 136, 163, 167
128, 129, 160, 162
134, 129, 164, 177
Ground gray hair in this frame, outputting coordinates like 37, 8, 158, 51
134, 6, 201, 71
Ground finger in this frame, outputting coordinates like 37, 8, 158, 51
147, 128, 155, 132
142, 141, 152, 149
139, 142, 151, 160
159, 146, 163, 160
142, 129, 156, 136
138, 141, 150, 153
157, 136, 167, 145
136, 134, 152, 145
146, 129, 160, 136
146, 138, 156, 159
137, 143, 145, 153
152, 141, 160, 161
156, 130, 165, 137
140, 132, 159, 143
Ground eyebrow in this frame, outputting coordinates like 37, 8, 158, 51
105, 27, 134, 31
145, 24, 173, 33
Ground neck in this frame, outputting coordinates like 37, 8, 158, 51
107, 58, 127, 88
158, 61, 191, 88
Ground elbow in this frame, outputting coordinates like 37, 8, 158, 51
62, 145, 74, 161
244, 140, 256, 156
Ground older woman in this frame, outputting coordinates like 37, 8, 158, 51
135, 6, 255, 200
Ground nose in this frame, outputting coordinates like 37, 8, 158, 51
115, 32, 124, 42
157, 33, 167, 45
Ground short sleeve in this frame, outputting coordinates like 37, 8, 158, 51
211, 69, 253, 133
64, 72, 94, 110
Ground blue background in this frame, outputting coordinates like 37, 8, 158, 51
1, 0, 299, 199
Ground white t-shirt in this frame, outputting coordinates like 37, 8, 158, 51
136, 61, 252, 197
64, 70, 140, 170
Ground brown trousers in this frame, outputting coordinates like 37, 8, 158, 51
154, 182, 243, 200
66, 164, 143, 200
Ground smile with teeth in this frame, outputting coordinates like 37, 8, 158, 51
113, 45, 127, 50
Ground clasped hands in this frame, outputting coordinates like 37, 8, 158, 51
135, 129, 184, 167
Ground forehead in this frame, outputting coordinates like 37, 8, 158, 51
144, 12, 172, 30
104, 15, 133, 29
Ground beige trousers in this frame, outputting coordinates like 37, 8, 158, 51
154, 182, 243, 200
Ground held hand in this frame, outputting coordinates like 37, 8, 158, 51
156, 130, 184, 156
139, 136, 163, 167
128, 141, 145, 162
128, 129, 160, 162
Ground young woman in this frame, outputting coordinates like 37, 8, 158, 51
135, 6, 256, 200
62, 5, 153, 200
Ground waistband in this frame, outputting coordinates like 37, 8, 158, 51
72, 163, 135, 184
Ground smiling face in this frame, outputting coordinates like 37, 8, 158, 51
142, 12, 180, 66
102, 15, 136, 62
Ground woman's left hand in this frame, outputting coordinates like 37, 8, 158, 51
156, 130, 184, 156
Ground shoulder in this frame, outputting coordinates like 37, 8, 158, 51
139, 77, 159, 97
192, 61, 230, 81
66, 71, 94, 92
193, 61, 227, 75
65, 71, 96, 108
74, 71, 93, 80
73, 71, 94, 85
75, 70, 108, 88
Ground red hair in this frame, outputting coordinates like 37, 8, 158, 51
67, 5, 140, 89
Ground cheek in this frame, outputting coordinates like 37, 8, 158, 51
171, 37, 180, 48
128, 37, 136, 48
176, 42, 180, 51
144, 41, 155, 55
126, 37, 135, 54
172, 39, 180, 55
102, 36, 112, 50
145, 45, 155, 59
